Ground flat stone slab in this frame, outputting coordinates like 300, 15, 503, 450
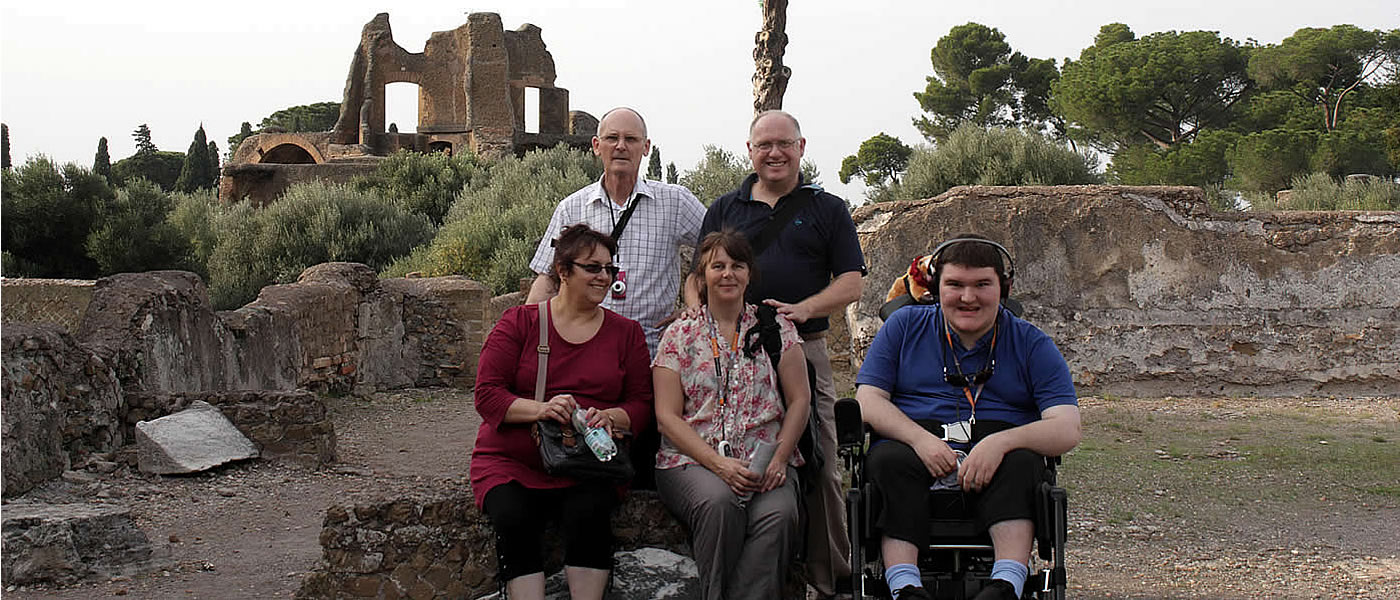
1, 502, 169, 585
135, 400, 259, 474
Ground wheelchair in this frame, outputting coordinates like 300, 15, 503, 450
834, 398, 1068, 600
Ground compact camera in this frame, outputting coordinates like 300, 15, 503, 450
610, 270, 627, 299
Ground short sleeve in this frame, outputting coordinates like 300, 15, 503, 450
1027, 335, 1078, 412
652, 316, 690, 373
777, 314, 802, 354
528, 200, 571, 274
855, 307, 908, 393
677, 188, 706, 246
823, 195, 867, 277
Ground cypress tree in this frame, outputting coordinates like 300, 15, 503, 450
94, 137, 112, 182
648, 146, 663, 180
666, 162, 679, 184
207, 140, 221, 188
2, 123, 11, 170
176, 125, 212, 192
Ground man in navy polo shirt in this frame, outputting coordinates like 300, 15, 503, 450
855, 234, 1081, 600
684, 110, 866, 599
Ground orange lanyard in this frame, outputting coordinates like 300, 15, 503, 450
708, 326, 739, 406
943, 316, 998, 422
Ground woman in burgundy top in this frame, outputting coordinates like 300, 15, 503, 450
470, 224, 653, 600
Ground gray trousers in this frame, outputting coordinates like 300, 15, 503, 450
656, 464, 801, 600
800, 334, 852, 596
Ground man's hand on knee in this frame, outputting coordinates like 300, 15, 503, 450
912, 433, 959, 478
959, 437, 1009, 492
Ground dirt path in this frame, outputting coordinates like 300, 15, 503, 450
5, 392, 1398, 599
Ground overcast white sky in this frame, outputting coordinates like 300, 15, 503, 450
2, 1, 1395, 202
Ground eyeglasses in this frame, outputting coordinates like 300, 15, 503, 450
751, 139, 799, 152
944, 360, 995, 388
569, 261, 620, 277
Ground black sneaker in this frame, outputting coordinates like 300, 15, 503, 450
893, 585, 933, 600
971, 579, 1018, 600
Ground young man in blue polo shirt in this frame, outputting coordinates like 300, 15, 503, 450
855, 235, 1081, 600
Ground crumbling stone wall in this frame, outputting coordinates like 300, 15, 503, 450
295, 490, 690, 600
0, 279, 95, 334
1, 324, 334, 496
3, 263, 493, 494
125, 391, 336, 467
70, 264, 489, 397
1, 324, 123, 497
850, 185, 1400, 397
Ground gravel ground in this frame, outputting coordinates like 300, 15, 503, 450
4, 391, 1397, 599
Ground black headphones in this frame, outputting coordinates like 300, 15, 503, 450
928, 237, 1015, 299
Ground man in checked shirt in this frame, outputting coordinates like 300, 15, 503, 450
527, 106, 707, 487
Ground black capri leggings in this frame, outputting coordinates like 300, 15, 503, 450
866, 420, 1044, 550
481, 480, 618, 582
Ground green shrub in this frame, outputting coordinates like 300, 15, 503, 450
169, 189, 222, 279
1227, 128, 1318, 194
353, 150, 485, 225
680, 145, 748, 204
208, 182, 434, 309
893, 124, 1100, 201
1108, 130, 1241, 188
110, 150, 185, 191
1251, 172, 1400, 211
86, 179, 194, 275
1, 156, 111, 278
383, 145, 602, 295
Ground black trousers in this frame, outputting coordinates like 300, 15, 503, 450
481, 480, 617, 581
866, 420, 1043, 550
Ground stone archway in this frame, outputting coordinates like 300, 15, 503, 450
241, 133, 328, 165
260, 144, 317, 164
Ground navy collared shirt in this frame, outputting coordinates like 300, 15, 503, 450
699, 173, 867, 334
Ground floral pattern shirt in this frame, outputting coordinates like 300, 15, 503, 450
652, 304, 806, 470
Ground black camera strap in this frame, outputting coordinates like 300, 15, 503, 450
608, 194, 643, 244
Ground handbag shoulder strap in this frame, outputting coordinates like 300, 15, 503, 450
535, 300, 550, 403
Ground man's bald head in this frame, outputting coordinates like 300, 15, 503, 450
749, 110, 802, 139
598, 107, 648, 138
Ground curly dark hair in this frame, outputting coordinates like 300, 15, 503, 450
550, 224, 618, 285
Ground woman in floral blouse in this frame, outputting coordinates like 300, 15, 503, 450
652, 230, 811, 600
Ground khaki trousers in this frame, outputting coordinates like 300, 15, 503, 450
799, 334, 852, 596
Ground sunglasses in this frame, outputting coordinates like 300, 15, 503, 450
569, 261, 620, 277
944, 360, 995, 388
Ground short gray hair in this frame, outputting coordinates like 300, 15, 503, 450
597, 107, 648, 137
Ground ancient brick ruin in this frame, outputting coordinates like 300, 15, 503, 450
221, 12, 597, 206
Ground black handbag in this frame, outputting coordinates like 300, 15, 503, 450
529, 301, 635, 482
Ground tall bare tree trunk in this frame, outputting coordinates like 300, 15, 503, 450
753, 0, 791, 115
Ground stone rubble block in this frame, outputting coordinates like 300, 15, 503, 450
474, 548, 700, 600
135, 400, 259, 474
0, 502, 169, 585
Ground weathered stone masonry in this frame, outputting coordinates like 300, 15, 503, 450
849, 185, 1400, 397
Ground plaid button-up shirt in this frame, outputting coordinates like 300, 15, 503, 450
530, 176, 706, 355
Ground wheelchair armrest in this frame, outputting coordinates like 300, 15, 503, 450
835, 397, 865, 450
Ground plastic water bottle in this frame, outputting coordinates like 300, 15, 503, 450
573, 408, 617, 461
